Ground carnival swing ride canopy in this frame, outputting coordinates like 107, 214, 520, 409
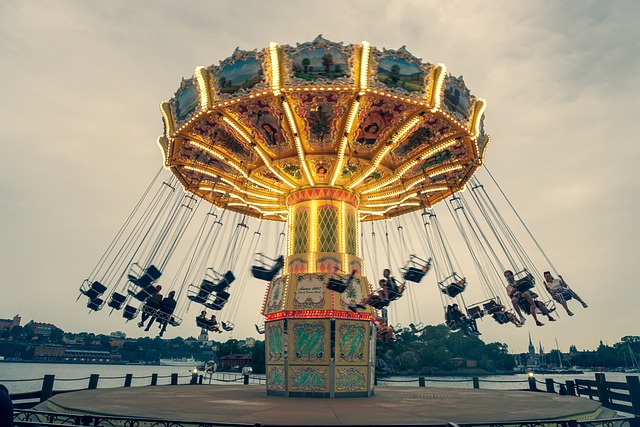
158, 36, 489, 220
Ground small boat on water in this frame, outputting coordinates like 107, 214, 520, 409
159, 357, 197, 367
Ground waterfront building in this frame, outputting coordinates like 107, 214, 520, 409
0, 314, 21, 331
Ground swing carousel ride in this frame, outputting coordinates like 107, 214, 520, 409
79, 37, 579, 398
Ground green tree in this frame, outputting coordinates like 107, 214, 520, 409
251, 341, 265, 373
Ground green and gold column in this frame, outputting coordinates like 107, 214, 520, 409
262, 188, 376, 397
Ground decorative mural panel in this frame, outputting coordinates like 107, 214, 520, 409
174, 79, 199, 124
267, 365, 285, 391
369, 46, 434, 98
228, 97, 293, 155
289, 366, 329, 392
352, 97, 418, 153
317, 205, 338, 253
266, 321, 284, 363
291, 320, 327, 362
442, 74, 474, 123
264, 276, 286, 315
346, 212, 357, 255
338, 277, 366, 310
348, 258, 363, 277
210, 49, 269, 99
189, 117, 252, 162
282, 36, 355, 86
292, 274, 326, 309
290, 91, 350, 149
335, 366, 367, 392
391, 114, 455, 161
336, 321, 367, 364
292, 209, 309, 254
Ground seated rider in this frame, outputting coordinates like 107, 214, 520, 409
382, 269, 399, 294
374, 319, 395, 341
543, 271, 588, 316
447, 303, 481, 336
491, 304, 523, 327
348, 280, 387, 312
504, 270, 555, 327
138, 285, 162, 329
157, 290, 177, 337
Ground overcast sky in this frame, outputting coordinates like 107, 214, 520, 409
1, 0, 639, 354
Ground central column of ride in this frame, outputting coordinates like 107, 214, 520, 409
263, 188, 376, 397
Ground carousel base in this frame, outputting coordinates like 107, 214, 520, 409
36, 384, 609, 425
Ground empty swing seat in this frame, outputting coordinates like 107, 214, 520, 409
79, 281, 108, 300
403, 267, 425, 283
129, 284, 157, 302
251, 255, 284, 281
211, 271, 235, 292
107, 292, 127, 310
401, 255, 432, 283
206, 291, 229, 310
221, 321, 234, 331
326, 270, 356, 293
122, 305, 138, 320
441, 281, 466, 298
255, 324, 265, 334
128, 264, 162, 288
87, 297, 103, 311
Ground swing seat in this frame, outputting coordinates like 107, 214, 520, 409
211, 271, 235, 292
445, 320, 461, 331
369, 298, 390, 309
87, 297, 103, 311
492, 312, 510, 324
513, 271, 535, 292
409, 323, 426, 333
107, 292, 127, 310
205, 291, 229, 310
326, 270, 356, 293
122, 305, 138, 320
129, 284, 157, 302
157, 312, 181, 327
221, 321, 234, 331
251, 255, 284, 281
387, 285, 404, 301
481, 298, 502, 314
441, 280, 466, 298
466, 305, 484, 319
517, 297, 531, 314
79, 281, 108, 300
401, 255, 432, 284
196, 317, 215, 329
128, 264, 162, 288
255, 324, 265, 334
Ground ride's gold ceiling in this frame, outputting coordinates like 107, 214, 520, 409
158, 36, 489, 222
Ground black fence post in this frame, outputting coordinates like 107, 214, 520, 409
418, 377, 425, 387
40, 375, 55, 402
374, 375, 377, 386
545, 378, 555, 393
595, 373, 610, 406
627, 375, 640, 417
88, 374, 100, 390
190, 372, 198, 385
171, 373, 178, 385
151, 373, 158, 386
566, 380, 576, 396
198, 375, 203, 385
124, 374, 133, 387
472, 377, 480, 389
528, 376, 537, 391
243, 374, 249, 385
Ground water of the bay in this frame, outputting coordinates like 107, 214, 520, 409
1, 361, 636, 395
